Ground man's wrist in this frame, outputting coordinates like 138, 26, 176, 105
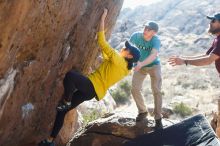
139, 62, 144, 67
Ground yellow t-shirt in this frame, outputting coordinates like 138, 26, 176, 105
88, 31, 130, 100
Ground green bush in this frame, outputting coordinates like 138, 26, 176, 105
119, 80, 131, 91
111, 90, 128, 105
173, 102, 192, 117
82, 109, 102, 126
110, 80, 131, 106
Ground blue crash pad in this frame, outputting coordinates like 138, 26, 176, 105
123, 114, 220, 146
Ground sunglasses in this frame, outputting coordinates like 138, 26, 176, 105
144, 27, 153, 31
211, 19, 218, 23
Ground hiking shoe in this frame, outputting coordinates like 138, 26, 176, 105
136, 112, 148, 122
155, 118, 163, 130
56, 101, 71, 111
38, 139, 55, 146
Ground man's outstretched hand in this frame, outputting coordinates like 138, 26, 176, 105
134, 61, 143, 72
168, 56, 184, 66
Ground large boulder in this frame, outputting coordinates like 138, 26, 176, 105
0, 0, 123, 146
69, 112, 173, 146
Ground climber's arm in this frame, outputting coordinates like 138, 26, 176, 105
98, 8, 115, 60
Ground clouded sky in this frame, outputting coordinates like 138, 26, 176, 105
122, 0, 162, 9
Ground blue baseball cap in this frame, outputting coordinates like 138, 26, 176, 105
144, 21, 159, 32
207, 13, 220, 21
125, 41, 140, 62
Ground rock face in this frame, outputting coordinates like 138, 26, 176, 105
69, 112, 173, 146
0, 0, 123, 146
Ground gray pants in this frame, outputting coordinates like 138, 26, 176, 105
131, 65, 162, 120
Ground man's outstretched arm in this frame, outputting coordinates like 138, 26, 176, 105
168, 53, 219, 66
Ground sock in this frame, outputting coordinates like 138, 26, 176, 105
66, 102, 71, 106
47, 137, 54, 143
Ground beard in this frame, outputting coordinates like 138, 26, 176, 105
208, 27, 220, 34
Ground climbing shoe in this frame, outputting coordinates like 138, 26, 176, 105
56, 101, 71, 111
136, 112, 148, 122
38, 139, 55, 146
155, 118, 163, 130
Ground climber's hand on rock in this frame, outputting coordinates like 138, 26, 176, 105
101, 8, 108, 21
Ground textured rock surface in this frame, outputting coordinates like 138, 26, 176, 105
0, 0, 123, 146
69, 112, 174, 146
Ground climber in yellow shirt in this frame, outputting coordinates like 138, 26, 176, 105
38, 8, 140, 146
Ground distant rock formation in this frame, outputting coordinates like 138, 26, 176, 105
110, 0, 219, 54
117, 0, 219, 35
0, 0, 123, 146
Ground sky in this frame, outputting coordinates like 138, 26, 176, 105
122, 0, 162, 9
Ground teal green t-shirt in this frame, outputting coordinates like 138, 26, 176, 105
130, 32, 161, 67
